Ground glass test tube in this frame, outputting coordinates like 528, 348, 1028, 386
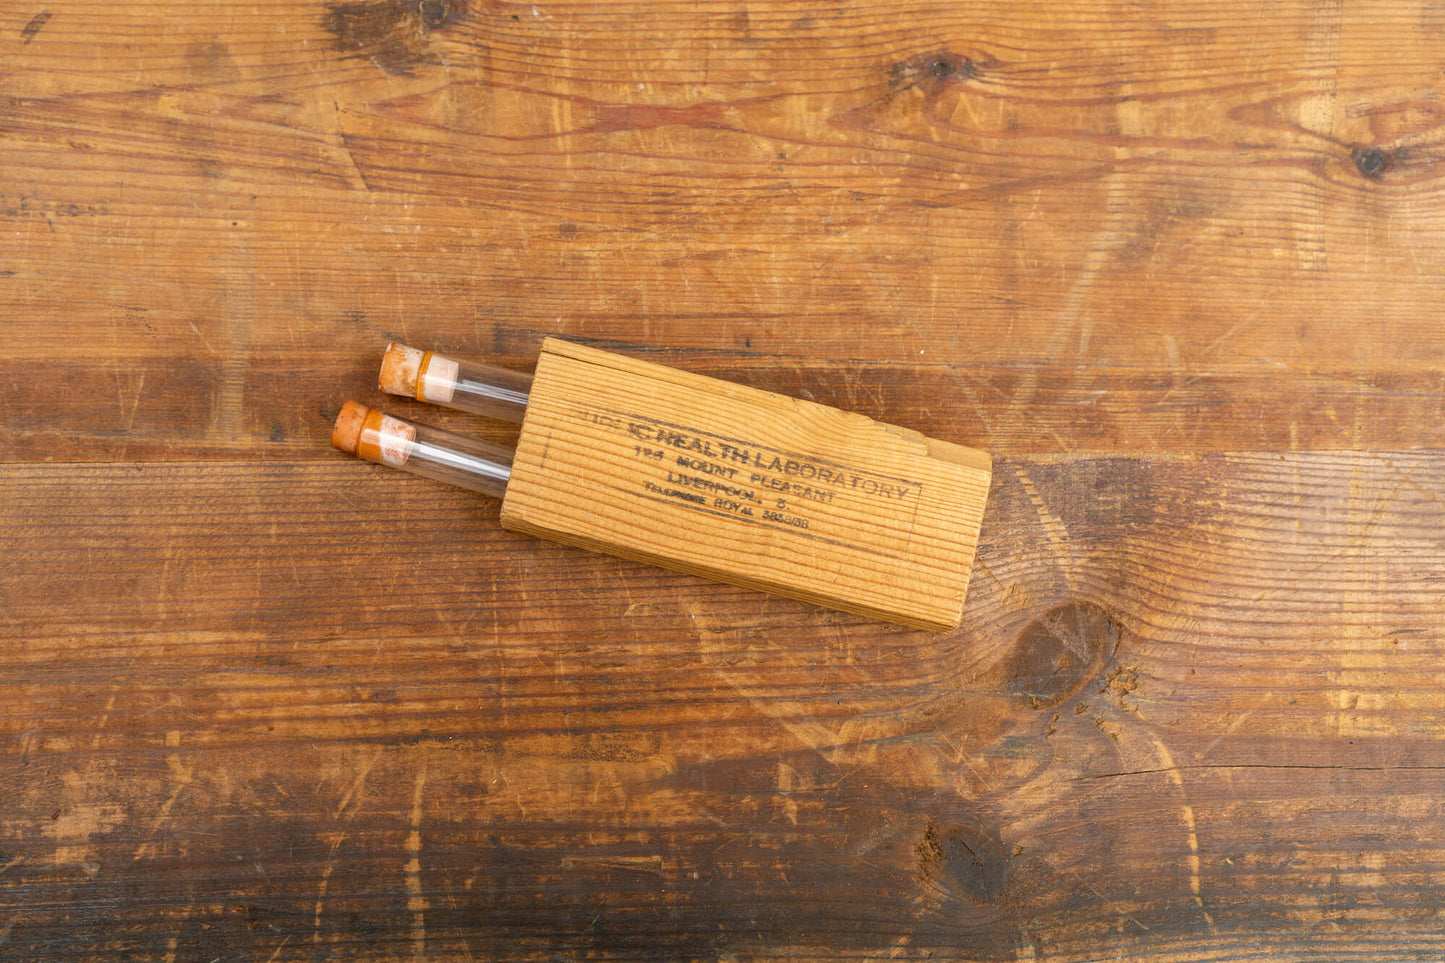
379, 342, 532, 423
330, 401, 512, 498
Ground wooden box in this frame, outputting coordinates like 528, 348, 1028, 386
501, 339, 992, 631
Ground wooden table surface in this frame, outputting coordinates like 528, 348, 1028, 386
5, 1, 1445, 959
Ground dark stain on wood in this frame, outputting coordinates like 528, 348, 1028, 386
417, 0, 454, 28
1022, 457, 1165, 534
322, 0, 459, 75
185, 41, 242, 83
20, 11, 51, 44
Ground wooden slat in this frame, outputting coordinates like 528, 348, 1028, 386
4, 1, 1445, 462
4, 452, 1445, 958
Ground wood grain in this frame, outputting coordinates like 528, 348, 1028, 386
4, 0, 1445, 959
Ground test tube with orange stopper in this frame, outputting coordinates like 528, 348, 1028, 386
378, 342, 532, 423
329, 401, 513, 498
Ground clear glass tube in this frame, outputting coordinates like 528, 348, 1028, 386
379, 343, 532, 423
440, 356, 531, 423
396, 421, 512, 498
331, 401, 512, 499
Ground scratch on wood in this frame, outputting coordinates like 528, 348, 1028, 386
133, 747, 195, 861
1298, 0, 1343, 271
91, 694, 116, 750
187, 320, 219, 357
1142, 736, 1217, 932
1062, 867, 1153, 934
1194, 698, 1270, 764
563, 854, 665, 876
1009, 462, 1073, 576
117, 370, 146, 459
707, 665, 840, 753
333, 749, 383, 819
313, 834, 345, 944
405, 764, 428, 959
329, 100, 372, 192
315, 749, 384, 943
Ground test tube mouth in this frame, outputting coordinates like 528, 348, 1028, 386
331, 400, 371, 454
379, 342, 424, 396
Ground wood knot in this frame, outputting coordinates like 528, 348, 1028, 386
890, 51, 983, 91
929, 55, 979, 81
418, 0, 453, 27
915, 820, 1008, 904
1351, 145, 1392, 180
1006, 601, 1122, 710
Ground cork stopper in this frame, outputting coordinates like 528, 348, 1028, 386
331, 400, 371, 454
379, 342, 424, 397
